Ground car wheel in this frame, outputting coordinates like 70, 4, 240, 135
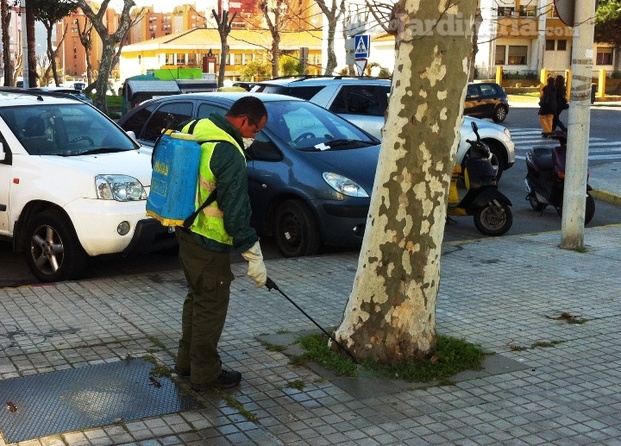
492, 105, 508, 123
483, 140, 506, 181
273, 199, 321, 257
25, 210, 87, 282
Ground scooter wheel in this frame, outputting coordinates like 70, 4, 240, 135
474, 202, 513, 236
585, 193, 596, 225
527, 193, 546, 212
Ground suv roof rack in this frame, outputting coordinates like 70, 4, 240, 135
260, 75, 388, 83
0, 86, 83, 102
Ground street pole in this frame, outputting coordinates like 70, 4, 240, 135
20, 0, 28, 88
560, 0, 596, 250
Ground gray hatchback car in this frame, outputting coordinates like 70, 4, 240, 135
117, 92, 381, 257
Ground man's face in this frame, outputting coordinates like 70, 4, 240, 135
239, 115, 267, 139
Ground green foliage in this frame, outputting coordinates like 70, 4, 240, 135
595, 0, 621, 45
503, 70, 538, 80
241, 60, 271, 82
280, 54, 303, 76
295, 333, 487, 383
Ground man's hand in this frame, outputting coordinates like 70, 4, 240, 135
241, 241, 267, 287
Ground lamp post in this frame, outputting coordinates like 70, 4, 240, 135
560, 0, 596, 249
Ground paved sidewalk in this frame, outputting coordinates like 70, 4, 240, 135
1, 223, 621, 445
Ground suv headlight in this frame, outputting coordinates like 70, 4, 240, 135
322, 172, 369, 198
95, 174, 147, 201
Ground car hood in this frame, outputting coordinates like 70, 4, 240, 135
300, 144, 380, 188
41, 150, 153, 184
463, 116, 506, 132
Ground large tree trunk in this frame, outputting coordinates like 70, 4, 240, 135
333, 0, 478, 364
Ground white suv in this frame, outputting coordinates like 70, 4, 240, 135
0, 88, 175, 282
252, 76, 515, 178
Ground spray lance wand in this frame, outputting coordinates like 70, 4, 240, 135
265, 277, 358, 363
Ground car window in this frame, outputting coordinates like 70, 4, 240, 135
265, 100, 375, 150
1, 104, 136, 155
479, 84, 497, 96
197, 103, 227, 119
329, 85, 388, 116
143, 101, 193, 143
121, 103, 157, 136
246, 132, 282, 161
467, 85, 480, 97
283, 86, 324, 101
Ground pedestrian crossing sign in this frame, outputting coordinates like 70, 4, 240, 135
354, 35, 370, 58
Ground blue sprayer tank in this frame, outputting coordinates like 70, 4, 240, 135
147, 131, 201, 226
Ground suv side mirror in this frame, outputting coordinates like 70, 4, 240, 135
0, 142, 5, 162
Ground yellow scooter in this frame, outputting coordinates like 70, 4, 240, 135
447, 122, 513, 236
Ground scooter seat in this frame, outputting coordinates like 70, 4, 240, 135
530, 147, 553, 171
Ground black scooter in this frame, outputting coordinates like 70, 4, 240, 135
525, 132, 595, 224
447, 121, 513, 236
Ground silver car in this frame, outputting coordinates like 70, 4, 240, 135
252, 77, 515, 179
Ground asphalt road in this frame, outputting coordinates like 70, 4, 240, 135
2, 104, 620, 287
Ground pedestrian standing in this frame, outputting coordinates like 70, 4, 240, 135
553, 74, 568, 132
538, 77, 557, 137
175, 96, 268, 391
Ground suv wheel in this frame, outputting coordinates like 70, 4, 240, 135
492, 105, 508, 123
26, 211, 87, 282
274, 199, 321, 257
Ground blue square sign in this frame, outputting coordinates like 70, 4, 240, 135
354, 35, 370, 58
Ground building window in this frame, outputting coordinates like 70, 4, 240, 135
508, 46, 527, 65
519, 5, 536, 16
557, 40, 567, 51
497, 7, 514, 17
546, 40, 555, 51
596, 47, 613, 65
495, 45, 506, 65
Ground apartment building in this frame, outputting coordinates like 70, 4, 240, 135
476, 0, 618, 77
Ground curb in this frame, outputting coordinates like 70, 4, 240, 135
591, 189, 621, 206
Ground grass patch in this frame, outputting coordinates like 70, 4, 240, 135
294, 333, 486, 383
220, 393, 258, 422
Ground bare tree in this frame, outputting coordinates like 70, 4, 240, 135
74, 15, 95, 85
36, 0, 78, 86
76, 0, 135, 113
212, 8, 236, 88
314, 0, 345, 75
333, 0, 478, 363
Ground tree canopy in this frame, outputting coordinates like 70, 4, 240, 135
595, 0, 621, 45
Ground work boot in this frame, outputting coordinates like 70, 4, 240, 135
191, 369, 242, 391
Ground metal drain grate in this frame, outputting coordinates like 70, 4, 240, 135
0, 359, 199, 444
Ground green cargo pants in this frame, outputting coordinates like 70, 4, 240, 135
175, 229, 234, 386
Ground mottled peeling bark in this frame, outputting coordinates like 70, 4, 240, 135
333, 0, 478, 363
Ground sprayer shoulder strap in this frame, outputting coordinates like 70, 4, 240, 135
183, 189, 217, 229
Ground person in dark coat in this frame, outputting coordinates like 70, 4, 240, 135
538, 77, 557, 137
553, 75, 568, 132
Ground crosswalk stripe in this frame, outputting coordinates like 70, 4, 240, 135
508, 128, 621, 161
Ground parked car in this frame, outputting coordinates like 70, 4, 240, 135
28, 86, 94, 105
0, 88, 175, 282
117, 92, 380, 257
464, 82, 509, 123
251, 76, 515, 178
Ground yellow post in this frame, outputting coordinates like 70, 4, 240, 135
598, 69, 606, 99
495, 66, 503, 85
